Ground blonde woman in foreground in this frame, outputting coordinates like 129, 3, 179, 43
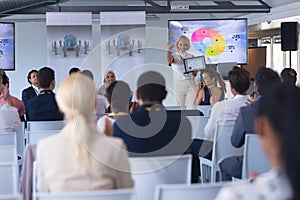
36, 74, 133, 193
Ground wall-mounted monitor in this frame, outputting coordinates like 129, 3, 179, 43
168, 19, 248, 65
0, 22, 15, 71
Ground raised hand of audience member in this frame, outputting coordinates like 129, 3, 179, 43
245, 96, 255, 105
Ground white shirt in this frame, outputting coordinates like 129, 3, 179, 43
204, 94, 250, 141
96, 95, 109, 116
32, 85, 40, 95
172, 52, 193, 81
0, 104, 21, 132
97, 115, 115, 134
215, 170, 292, 200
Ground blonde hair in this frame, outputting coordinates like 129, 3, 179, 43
56, 74, 97, 169
176, 35, 191, 50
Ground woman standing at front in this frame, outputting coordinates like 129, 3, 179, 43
167, 35, 197, 108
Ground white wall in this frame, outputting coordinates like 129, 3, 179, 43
5, 5, 300, 104
6, 22, 47, 98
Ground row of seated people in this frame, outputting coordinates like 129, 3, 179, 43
18, 69, 300, 200
1, 66, 300, 199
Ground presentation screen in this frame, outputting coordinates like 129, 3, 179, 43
0, 22, 15, 70
168, 19, 248, 65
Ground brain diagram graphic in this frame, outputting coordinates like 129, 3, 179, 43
191, 28, 226, 56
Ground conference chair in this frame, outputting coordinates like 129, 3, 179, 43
242, 134, 270, 179
200, 124, 244, 183
25, 121, 66, 132
155, 182, 225, 200
25, 121, 65, 145
0, 132, 17, 146
0, 145, 17, 163
17, 122, 25, 165
34, 189, 135, 200
129, 154, 192, 200
195, 105, 212, 116
186, 116, 210, 140
26, 130, 59, 145
0, 194, 22, 200
0, 163, 19, 195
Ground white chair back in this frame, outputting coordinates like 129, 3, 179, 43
165, 106, 187, 110
213, 125, 244, 164
0, 146, 17, 163
0, 132, 17, 146
0, 163, 19, 194
34, 189, 135, 200
195, 105, 212, 116
0, 194, 22, 200
200, 124, 244, 182
129, 154, 192, 200
26, 130, 59, 145
155, 182, 224, 200
242, 134, 270, 179
26, 121, 65, 132
17, 122, 25, 165
186, 116, 210, 140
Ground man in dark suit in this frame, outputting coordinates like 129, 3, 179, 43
113, 71, 192, 157
25, 67, 63, 121
219, 67, 280, 180
22, 70, 39, 104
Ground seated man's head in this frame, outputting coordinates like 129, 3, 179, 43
137, 71, 167, 104
38, 67, 55, 90
27, 70, 39, 87
107, 80, 132, 113
255, 67, 280, 96
69, 67, 80, 76
280, 68, 297, 85
228, 66, 250, 95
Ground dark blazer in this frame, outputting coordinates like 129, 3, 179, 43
25, 90, 64, 121
219, 99, 259, 179
231, 100, 259, 148
113, 104, 192, 157
22, 86, 37, 103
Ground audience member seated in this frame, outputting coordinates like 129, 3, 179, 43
280, 67, 297, 85
68, 67, 80, 76
22, 69, 40, 104
81, 69, 109, 116
219, 67, 281, 181
0, 74, 21, 132
112, 72, 197, 182
204, 66, 251, 140
97, 80, 132, 136
216, 83, 299, 200
25, 67, 64, 121
194, 68, 226, 106
36, 74, 134, 193
113, 71, 192, 157
97, 70, 116, 96
0, 69, 25, 121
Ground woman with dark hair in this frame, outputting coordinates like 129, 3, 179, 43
216, 83, 300, 200
194, 68, 226, 106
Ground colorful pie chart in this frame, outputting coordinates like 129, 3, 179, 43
191, 28, 226, 56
